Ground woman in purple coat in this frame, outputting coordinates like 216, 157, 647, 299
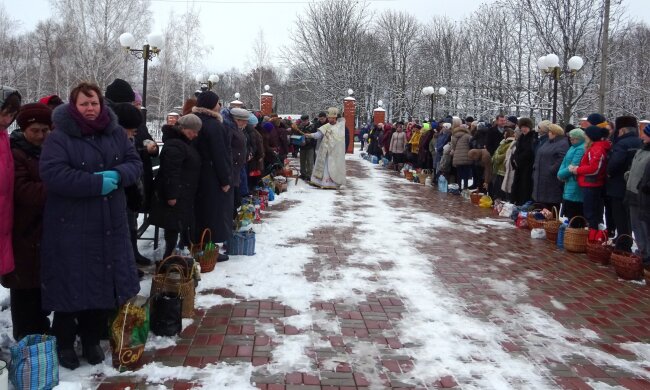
39, 82, 143, 370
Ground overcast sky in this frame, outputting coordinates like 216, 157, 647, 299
4, 0, 649, 74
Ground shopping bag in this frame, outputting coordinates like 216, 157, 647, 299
230, 231, 256, 256
110, 296, 150, 372
10, 334, 59, 390
499, 202, 515, 218
150, 292, 183, 337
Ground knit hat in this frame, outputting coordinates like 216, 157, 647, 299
196, 91, 219, 109
177, 113, 202, 131
248, 113, 259, 126
0, 85, 21, 112
587, 113, 607, 126
568, 128, 585, 140
16, 103, 52, 130
584, 125, 604, 141
230, 107, 250, 120
105, 78, 135, 103
517, 117, 533, 129
615, 115, 638, 130
262, 122, 274, 132
112, 103, 142, 130
644, 124, 650, 137
507, 116, 519, 126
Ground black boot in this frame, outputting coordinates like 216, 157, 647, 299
82, 343, 105, 365
58, 348, 80, 370
130, 230, 152, 266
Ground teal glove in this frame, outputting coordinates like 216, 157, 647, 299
96, 170, 121, 183
101, 177, 118, 195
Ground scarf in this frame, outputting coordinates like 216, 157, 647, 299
68, 103, 111, 136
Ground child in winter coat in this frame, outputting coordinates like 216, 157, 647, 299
569, 125, 611, 239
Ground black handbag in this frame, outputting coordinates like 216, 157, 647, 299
150, 292, 183, 337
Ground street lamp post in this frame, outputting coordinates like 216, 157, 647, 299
195, 74, 220, 92
119, 32, 163, 120
537, 53, 584, 123
421, 86, 447, 121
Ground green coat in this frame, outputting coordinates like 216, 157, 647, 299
492, 138, 515, 176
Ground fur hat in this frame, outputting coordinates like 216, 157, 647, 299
584, 125, 604, 141
196, 91, 219, 109
112, 103, 142, 130
105, 78, 135, 103
615, 115, 638, 130
517, 117, 533, 129
587, 113, 607, 126
177, 113, 202, 131
16, 102, 52, 130
230, 107, 250, 120
326, 107, 339, 118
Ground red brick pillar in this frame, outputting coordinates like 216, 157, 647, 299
373, 107, 386, 125
260, 92, 273, 116
344, 97, 356, 154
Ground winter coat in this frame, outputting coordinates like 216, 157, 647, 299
511, 130, 537, 205
576, 140, 611, 188
245, 125, 264, 173
470, 127, 488, 150
451, 127, 472, 167
532, 135, 569, 204
626, 142, 650, 208
133, 121, 158, 212
381, 127, 394, 153
261, 123, 283, 165
640, 152, 650, 219
534, 134, 549, 155
557, 139, 585, 203
222, 109, 247, 187
367, 127, 383, 157
1, 132, 45, 289
39, 103, 143, 312
470, 149, 492, 185
485, 126, 505, 155
389, 131, 406, 154
606, 131, 642, 198
0, 128, 14, 276
501, 141, 517, 194
149, 125, 200, 233
299, 122, 317, 150
409, 131, 422, 154
192, 106, 234, 243
434, 129, 451, 170
492, 138, 514, 177
418, 130, 435, 169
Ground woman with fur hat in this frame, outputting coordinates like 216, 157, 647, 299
532, 124, 569, 209
569, 125, 612, 238
193, 91, 234, 256
3, 102, 51, 341
557, 129, 587, 224
511, 118, 537, 205
39, 82, 143, 369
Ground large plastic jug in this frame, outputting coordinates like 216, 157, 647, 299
437, 175, 448, 193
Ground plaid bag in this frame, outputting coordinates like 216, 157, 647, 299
230, 231, 256, 256
10, 334, 59, 390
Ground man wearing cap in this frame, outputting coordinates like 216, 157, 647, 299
305, 107, 346, 189
3, 102, 51, 340
606, 116, 642, 251
0, 86, 21, 277
166, 112, 180, 125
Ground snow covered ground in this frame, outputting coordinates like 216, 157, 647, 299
0, 152, 648, 389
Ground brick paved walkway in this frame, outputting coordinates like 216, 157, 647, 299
94, 156, 650, 390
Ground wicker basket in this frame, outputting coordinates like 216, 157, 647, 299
527, 210, 549, 230
151, 256, 196, 318
611, 234, 643, 280
586, 241, 613, 265
470, 191, 483, 205
644, 269, 650, 286
564, 216, 589, 253
419, 169, 433, 186
190, 229, 218, 273
543, 207, 561, 243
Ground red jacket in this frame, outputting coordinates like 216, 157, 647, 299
576, 140, 611, 188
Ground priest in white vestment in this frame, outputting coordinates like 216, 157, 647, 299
306, 107, 346, 189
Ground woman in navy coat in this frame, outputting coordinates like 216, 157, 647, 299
39, 82, 142, 370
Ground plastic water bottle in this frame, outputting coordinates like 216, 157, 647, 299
438, 175, 448, 193
557, 222, 567, 249
425, 176, 432, 186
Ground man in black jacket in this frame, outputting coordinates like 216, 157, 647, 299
485, 115, 507, 155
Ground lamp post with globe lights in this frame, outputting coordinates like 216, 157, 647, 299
261, 84, 273, 116
119, 32, 163, 120
195, 74, 220, 92
537, 53, 584, 123
421, 86, 447, 121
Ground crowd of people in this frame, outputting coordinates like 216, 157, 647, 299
361, 113, 650, 266
0, 79, 347, 371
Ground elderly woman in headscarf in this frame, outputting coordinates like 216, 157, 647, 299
532, 123, 569, 210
